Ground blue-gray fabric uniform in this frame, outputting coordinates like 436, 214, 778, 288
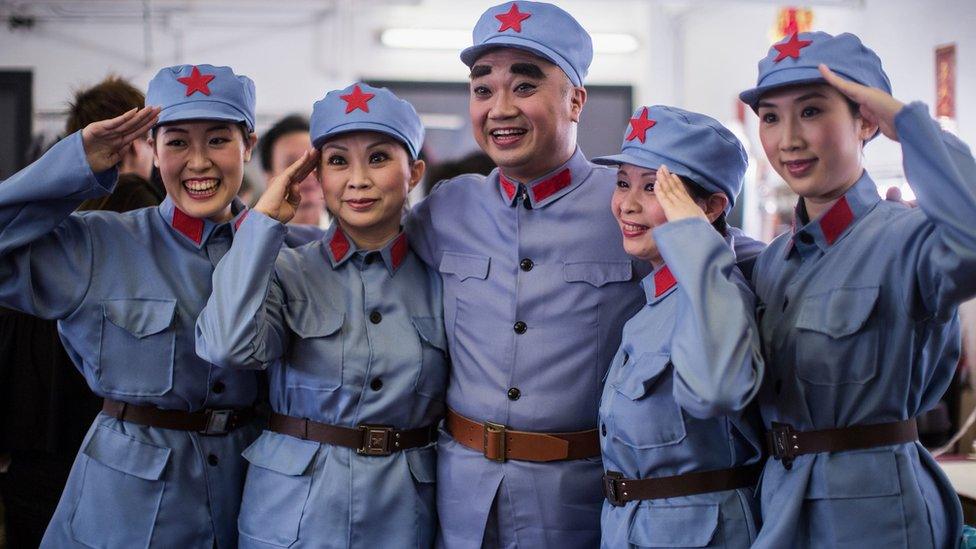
751, 102, 973, 548
407, 148, 648, 547
196, 211, 447, 548
599, 218, 763, 548
0, 132, 259, 548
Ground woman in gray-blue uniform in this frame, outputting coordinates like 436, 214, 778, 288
195, 83, 446, 548
0, 64, 262, 548
739, 31, 976, 548
592, 106, 763, 548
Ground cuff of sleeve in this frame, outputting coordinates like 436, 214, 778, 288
240, 209, 288, 238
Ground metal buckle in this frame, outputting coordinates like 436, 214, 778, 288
767, 422, 798, 470
602, 471, 626, 507
483, 421, 507, 462
200, 409, 233, 436
358, 425, 395, 456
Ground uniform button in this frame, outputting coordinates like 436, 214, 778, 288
507, 387, 521, 401
211, 381, 225, 394
370, 378, 383, 391
513, 321, 527, 334
601, 423, 607, 436
207, 454, 219, 467
799, 232, 814, 244
519, 258, 534, 272
369, 311, 382, 324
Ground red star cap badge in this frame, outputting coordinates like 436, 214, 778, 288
626, 107, 657, 143
773, 32, 813, 63
340, 85, 375, 114
176, 66, 216, 97
496, 3, 531, 33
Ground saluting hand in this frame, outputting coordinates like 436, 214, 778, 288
656, 165, 709, 223
81, 107, 160, 173
819, 64, 905, 142
254, 149, 321, 224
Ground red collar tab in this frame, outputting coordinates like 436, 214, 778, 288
177, 66, 216, 97
500, 175, 517, 201
773, 33, 813, 62
329, 228, 352, 263
654, 266, 677, 297
819, 195, 854, 245
389, 233, 409, 271
530, 169, 572, 203
233, 208, 250, 232
340, 85, 375, 114
171, 207, 204, 244
626, 107, 657, 143
496, 3, 531, 32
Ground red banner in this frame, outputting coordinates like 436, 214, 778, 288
936, 44, 956, 120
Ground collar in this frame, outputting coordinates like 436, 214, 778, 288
496, 147, 592, 208
786, 171, 881, 259
639, 264, 678, 304
322, 223, 410, 275
158, 196, 248, 248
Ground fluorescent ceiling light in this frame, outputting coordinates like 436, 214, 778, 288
381, 28, 638, 54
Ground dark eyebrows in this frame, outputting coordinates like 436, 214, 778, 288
511, 63, 545, 79
470, 65, 491, 79
757, 91, 828, 109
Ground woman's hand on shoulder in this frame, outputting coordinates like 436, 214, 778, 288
81, 107, 160, 173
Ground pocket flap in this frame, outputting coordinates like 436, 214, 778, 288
796, 286, 879, 338
283, 301, 344, 339
438, 252, 490, 281
412, 316, 448, 351
805, 448, 901, 499
628, 504, 719, 547
406, 446, 436, 483
82, 426, 171, 481
242, 431, 320, 476
102, 298, 176, 338
611, 353, 671, 400
563, 261, 633, 287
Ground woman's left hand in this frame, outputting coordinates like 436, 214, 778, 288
656, 165, 709, 223
819, 63, 905, 142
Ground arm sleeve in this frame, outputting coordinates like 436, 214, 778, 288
404, 182, 445, 268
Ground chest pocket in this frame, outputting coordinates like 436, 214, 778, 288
609, 353, 686, 449
98, 298, 176, 397
411, 316, 449, 400
563, 260, 633, 287
795, 286, 880, 385
283, 300, 344, 391
438, 252, 489, 282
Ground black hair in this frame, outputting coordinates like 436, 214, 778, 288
258, 114, 310, 172
678, 175, 728, 236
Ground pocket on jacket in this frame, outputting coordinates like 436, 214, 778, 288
411, 316, 449, 400
69, 426, 170, 548
282, 300, 344, 391
795, 286, 880, 385
628, 503, 720, 547
438, 252, 490, 282
238, 432, 320, 547
563, 260, 633, 287
609, 353, 686, 449
97, 298, 176, 397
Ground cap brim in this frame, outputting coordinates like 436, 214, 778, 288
460, 36, 581, 86
739, 67, 827, 108
312, 121, 419, 159
156, 101, 253, 131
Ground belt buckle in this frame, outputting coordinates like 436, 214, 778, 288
358, 425, 394, 456
602, 471, 626, 507
767, 421, 797, 469
200, 409, 233, 436
483, 421, 507, 462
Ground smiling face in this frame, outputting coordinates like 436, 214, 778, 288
468, 48, 585, 182
757, 84, 875, 213
610, 164, 670, 265
318, 131, 425, 249
151, 120, 255, 222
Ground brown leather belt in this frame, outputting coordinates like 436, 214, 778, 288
268, 412, 437, 456
445, 408, 600, 462
766, 418, 918, 469
102, 399, 255, 435
602, 462, 762, 506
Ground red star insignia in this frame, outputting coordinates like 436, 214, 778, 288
340, 85, 375, 114
625, 107, 657, 143
176, 66, 215, 97
496, 3, 531, 33
773, 32, 813, 62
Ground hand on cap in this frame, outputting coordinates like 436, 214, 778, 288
254, 149, 321, 224
819, 64, 904, 142
81, 107, 160, 173
656, 165, 708, 224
